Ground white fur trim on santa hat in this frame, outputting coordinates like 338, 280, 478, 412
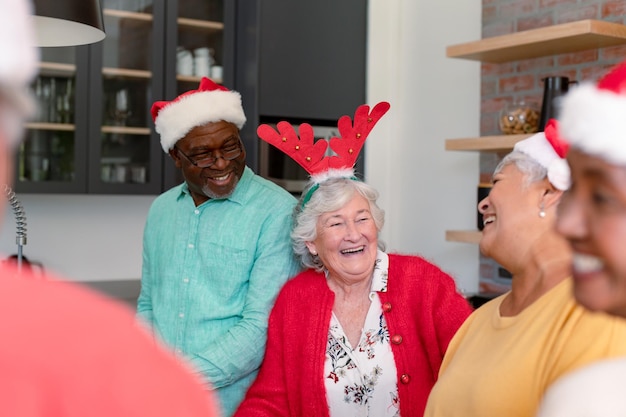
154, 89, 246, 152
514, 131, 571, 190
309, 167, 356, 184
559, 82, 626, 166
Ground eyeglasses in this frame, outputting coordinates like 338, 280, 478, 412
175, 140, 242, 168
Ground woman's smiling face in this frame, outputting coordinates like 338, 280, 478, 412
557, 148, 626, 318
306, 192, 379, 284
477, 162, 545, 267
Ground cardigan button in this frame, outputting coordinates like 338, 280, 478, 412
400, 374, 411, 384
391, 334, 403, 345
382, 302, 392, 312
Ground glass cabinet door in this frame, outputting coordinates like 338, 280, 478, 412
162, 0, 227, 190
88, 0, 164, 194
17, 47, 89, 193
175, 0, 224, 94
17, 0, 231, 195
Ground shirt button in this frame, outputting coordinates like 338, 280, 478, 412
194, 209, 200, 214
183, 277, 189, 283
391, 334, 403, 345
400, 374, 411, 384
179, 313, 184, 318
188, 243, 194, 249
382, 302, 392, 312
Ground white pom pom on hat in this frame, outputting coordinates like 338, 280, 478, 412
513, 119, 571, 191
559, 59, 626, 166
151, 77, 246, 152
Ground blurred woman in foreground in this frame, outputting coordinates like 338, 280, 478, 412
536, 59, 626, 417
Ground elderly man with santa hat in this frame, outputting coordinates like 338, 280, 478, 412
137, 77, 301, 417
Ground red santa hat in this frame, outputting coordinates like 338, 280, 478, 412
151, 77, 246, 152
513, 119, 571, 191
559, 59, 626, 165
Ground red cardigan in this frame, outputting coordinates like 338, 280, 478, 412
234, 253, 473, 417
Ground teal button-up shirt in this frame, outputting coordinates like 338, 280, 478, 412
137, 167, 301, 417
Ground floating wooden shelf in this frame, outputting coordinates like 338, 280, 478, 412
446, 230, 482, 244
445, 134, 530, 152
447, 19, 626, 63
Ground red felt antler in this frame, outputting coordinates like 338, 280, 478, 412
256, 101, 390, 176
256, 121, 329, 174
328, 102, 390, 170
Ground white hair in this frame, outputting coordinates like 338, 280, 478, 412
291, 177, 386, 271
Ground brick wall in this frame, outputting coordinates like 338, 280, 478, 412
478, 0, 626, 293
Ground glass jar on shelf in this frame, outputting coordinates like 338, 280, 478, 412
498, 100, 540, 135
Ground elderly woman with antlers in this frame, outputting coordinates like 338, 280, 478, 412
233, 102, 473, 417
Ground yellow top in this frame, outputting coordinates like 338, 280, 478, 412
424, 278, 626, 417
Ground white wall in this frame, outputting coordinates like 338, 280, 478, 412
0, 194, 153, 281
366, 0, 481, 293
0, 1, 482, 292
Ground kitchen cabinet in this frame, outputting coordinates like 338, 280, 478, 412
256, 0, 367, 122
17, 0, 231, 195
162, 0, 235, 190
231, 0, 367, 182
445, 19, 626, 244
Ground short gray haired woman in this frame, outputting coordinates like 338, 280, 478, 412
235, 175, 473, 417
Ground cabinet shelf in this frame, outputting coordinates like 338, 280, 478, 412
447, 19, 626, 63
445, 134, 530, 152
178, 17, 224, 31
102, 126, 151, 135
39, 62, 76, 77
177, 74, 223, 84
103, 67, 152, 79
25, 122, 75, 132
446, 230, 482, 244
104, 8, 153, 22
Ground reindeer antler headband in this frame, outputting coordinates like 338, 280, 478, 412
257, 102, 391, 205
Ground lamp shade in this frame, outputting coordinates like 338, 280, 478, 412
33, 0, 105, 47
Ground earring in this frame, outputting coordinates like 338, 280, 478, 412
311, 251, 317, 256
539, 202, 546, 218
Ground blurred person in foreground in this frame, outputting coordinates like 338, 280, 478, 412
138, 77, 300, 416
233, 102, 473, 417
424, 121, 626, 417
0, 1, 220, 416
536, 59, 626, 417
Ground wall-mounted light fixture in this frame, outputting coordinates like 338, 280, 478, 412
33, 0, 105, 47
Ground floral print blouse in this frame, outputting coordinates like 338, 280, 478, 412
324, 251, 400, 417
